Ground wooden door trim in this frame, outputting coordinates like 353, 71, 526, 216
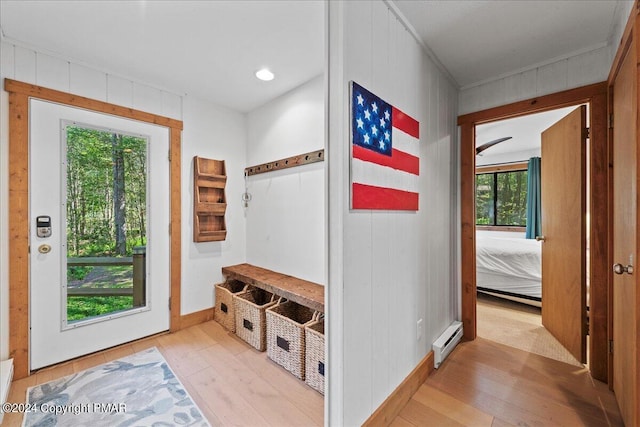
458, 82, 610, 382
5, 78, 183, 379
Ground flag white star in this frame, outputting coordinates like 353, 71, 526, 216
356, 117, 364, 129
372, 102, 378, 113
357, 94, 364, 106
384, 131, 390, 141
363, 133, 371, 144
384, 110, 390, 120
379, 140, 385, 150
371, 125, 378, 136
380, 118, 386, 128
364, 109, 371, 120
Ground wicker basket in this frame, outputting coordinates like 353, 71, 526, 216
234, 288, 277, 351
266, 301, 317, 380
305, 317, 325, 394
214, 280, 248, 332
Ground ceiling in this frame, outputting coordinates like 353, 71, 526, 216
475, 105, 579, 163
0, 1, 632, 113
0, 0, 324, 113
393, 0, 629, 87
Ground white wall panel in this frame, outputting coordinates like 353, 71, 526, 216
14, 45, 36, 84
459, 47, 610, 115
181, 95, 247, 314
133, 83, 163, 117
536, 59, 568, 96
0, 43, 11, 360
70, 63, 107, 102
329, 1, 458, 424
567, 46, 610, 88
1, 43, 15, 80
162, 91, 182, 120
107, 75, 134, 109
245, 76, 325, 285
35, 52, 69, 92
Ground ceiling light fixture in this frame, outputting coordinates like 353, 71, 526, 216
255, 68, 275, 81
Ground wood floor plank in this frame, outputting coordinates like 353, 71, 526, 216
197, 319, 251, 355
435, 353, 617, 424
389, 415, 419, 427
413, 384, 493, 427
198, 343, 320, 426
399, 398, 465, 427
235, 346, 324, 425
184, 365, 271, 426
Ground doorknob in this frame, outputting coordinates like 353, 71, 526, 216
613, 263, 634, 275
535, 236, 546, 242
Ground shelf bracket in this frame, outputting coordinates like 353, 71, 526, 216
244, 149, 324, 176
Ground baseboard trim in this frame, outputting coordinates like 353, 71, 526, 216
362, 350, 435, 427
179, 307, 214, 329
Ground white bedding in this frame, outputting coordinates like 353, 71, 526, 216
476, 236, 542, 299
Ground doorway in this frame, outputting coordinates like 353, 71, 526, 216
473, 106, 587, 367
458, 82, 609, 383
29, 99, 171, 370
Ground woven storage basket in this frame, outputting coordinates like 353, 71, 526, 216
214, 280, 248, 332
234, 288, 276, 351
266, 301, 317, 380
305, 317, 325, 394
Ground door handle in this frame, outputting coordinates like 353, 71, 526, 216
613, 263, 634, 275
535, 236, 546, 242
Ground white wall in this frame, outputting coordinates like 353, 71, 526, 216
328, 2, 459, 425
0, 41, 248, 360
459, 45, 611, 115
181, 95, 247, 313
245, 76, 325, 285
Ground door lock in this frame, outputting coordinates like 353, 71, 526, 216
38, 244, 52, 254
613, 263, 634, 275
535, 235, 546, 242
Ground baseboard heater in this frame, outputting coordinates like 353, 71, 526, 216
432, 321, 463, 369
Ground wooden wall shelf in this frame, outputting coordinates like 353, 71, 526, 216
194, 156, 227, 242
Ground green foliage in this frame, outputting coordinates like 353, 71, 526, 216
67, 296, 134, 321
68, 266, 93, 281
476, 170, 528, 226
66, 126, 147, 258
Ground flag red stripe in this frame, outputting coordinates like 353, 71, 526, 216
352, 145, 419, 175
392, 107, 420, 139
352, 183, 419, 210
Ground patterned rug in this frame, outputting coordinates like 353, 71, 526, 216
22, 347, 210, 427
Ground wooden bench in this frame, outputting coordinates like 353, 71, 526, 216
221, 263, 324, 313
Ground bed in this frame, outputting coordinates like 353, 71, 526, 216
476, 235, 542, 304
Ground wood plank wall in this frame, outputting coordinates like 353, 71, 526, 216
328, 2, 459, 424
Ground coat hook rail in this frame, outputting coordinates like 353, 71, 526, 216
244, 149, 324, 176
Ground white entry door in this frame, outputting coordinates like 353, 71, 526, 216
30, 99, 170, 370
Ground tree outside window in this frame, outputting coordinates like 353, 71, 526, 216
476, 170, 528, 226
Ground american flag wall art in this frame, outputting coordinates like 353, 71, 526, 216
350, 81, 420, 211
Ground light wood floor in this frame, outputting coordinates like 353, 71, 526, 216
393, 337, 623, 427
3, 320, 324, 426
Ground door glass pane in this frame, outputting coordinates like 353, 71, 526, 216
65, 125, 147, 323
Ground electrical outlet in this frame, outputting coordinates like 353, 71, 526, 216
417, 318, 423, 341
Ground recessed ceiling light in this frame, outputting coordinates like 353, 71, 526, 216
255, 68, 275, 81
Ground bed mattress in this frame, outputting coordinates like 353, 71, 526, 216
476, 236, 542, 300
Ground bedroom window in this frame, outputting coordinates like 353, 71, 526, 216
476, 170, 528, 226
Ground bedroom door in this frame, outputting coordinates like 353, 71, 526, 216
540, 105, 587, 363
610, 26, 639, 426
